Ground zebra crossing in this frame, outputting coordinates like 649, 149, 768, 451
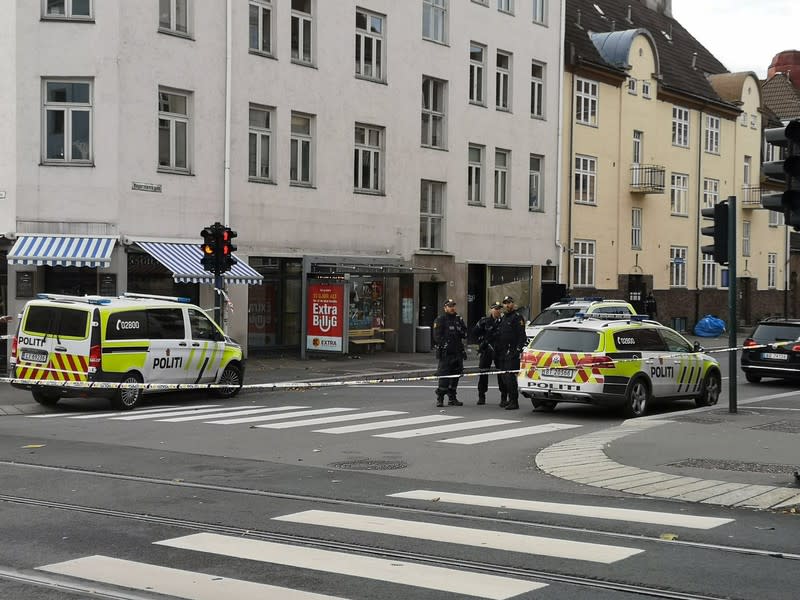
27, 403, 582, 446
35, 488, 734, 599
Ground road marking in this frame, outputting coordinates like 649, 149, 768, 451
156, 533, 546, 599
315, 414, 462, 434
110, 406, 243, 421
66, 405, 218, 419
439, 423, 582, 444
256, 410, 407, 429
159, 406, 309, 422
741, 406, 800, 411
206, 407, 357, 425
38, 555, 347, 599
274, 510, 642, 563
388, 490, 734, 529
374, 419, 519, 439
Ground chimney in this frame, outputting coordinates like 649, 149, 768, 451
692, 52, 697, 70
611, 20, 615, 32
626, 4, 632, 23
576, 9, 581, 28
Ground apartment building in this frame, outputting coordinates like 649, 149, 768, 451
559, 0, 787, 330
0, 0, 563, 356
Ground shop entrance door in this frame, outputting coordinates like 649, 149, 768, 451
418, 282, 439, 328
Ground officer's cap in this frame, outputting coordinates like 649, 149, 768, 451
490, 301, 502, 309
443, 298, 456, 307
502, 296, 514, 304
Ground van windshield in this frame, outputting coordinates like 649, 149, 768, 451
24, 306, 89, 338
531, 308, 581, 326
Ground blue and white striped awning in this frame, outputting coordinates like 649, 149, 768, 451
8, 235, 116, 268
134, 241, 263, 286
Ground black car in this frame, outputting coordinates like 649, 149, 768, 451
741, 318, 800, 383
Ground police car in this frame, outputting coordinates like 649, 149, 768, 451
526, 297, 636, 342
519, 314, 721, 417
11, 293, 245, 410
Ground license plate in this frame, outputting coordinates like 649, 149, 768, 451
20, 349, 48, 363
761, 352, 789, 361
540, 368, 576, 379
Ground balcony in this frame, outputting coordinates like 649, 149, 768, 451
741, 185, 762, 209
629, 164, 666, 194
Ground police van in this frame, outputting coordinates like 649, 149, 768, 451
11, 293, 245, 410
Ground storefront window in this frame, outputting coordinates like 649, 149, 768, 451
126, 252, 198, 303
488, 266, 532, 320
349, 278, 384, 329
247, 258, 302, 353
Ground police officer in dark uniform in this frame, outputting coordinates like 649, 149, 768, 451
494, 296, 527, 410
472, 301, 503, 405
432, 298, 467, 407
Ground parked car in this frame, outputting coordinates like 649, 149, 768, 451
519, 313, 721, 417
525, 297, 637, 341
740, 317, 800, 383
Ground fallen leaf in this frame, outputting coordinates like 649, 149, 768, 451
21, 444, 46, 449
660, 533, 679, 541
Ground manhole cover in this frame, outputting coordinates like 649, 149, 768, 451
669, 458, 797, 474
748, 420, 800, 434
327, 459, 408, 471
672, 414, 726, 424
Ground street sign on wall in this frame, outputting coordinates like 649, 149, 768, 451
306, 282, 345, 352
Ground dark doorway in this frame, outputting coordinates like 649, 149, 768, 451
627, 274, 645, 314
467, 263, 486, 339
418, 282, 438, 328
540, 282, 566, 315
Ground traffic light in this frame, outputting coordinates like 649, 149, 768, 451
701, 201, 729, 265
762, 119, 800, 230
220, 227, 238, 273
200, 225, 219, 272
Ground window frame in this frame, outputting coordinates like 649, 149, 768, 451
529, 154, 543, 212
157, 88, 191, 173
42, 78, 94, 165
248, 0, 274, 56
670, 172, 688, 216
159, 0, 190, 37
422, 0, 447, 44
575, 77, 598, 126
702, 177, 719, 210
494, 149, 510, 208
573, 154, 597, 205
355, 8, 386, 82
354, 123, 384, 193
248, 104, 274, 182
532, 0, 546, 24
572, 239, 595, 287
704, 115, 720, 154
421, 76, 447, 149
467, 144, 484, 206
670, 246, 688, 287
642, 80, 651, 98
631, 207, 642, 249
627, 78, 637, 95
469, 42, 487, 106
495, 50, 512, 111
497, 0, 514, 14
291, 0, 314, 65
701, 253, 717, 288
290, 111, 314, 186
420, 179, 445, 251
672, 106, 690, 147
742, 220, 751, 257
768, 253, 777, 289
42, 0, 93, 20
530, 61, 544, 118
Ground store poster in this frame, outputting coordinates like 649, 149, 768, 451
306, 282, 345, 352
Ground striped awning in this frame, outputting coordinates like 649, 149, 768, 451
8, 235, 116, 268
134, 241, 263, 286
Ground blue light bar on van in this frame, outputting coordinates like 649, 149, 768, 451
630, 315, 648, 322
86, 298, 111, 305
122, 292, 191, 303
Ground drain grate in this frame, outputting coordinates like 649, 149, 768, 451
672, 414, 726, 424
327, 458, 408, 471
748, 420, 800, 434
668, 458, 798, 474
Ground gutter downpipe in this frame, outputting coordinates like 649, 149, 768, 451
565, 65, 576, 291
555, 0, 567, 288
224, 0, 232, 225
694, 109, 704, 324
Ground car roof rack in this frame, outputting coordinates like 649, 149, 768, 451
122, 292, 191, 303
572, 313, 659, 325
35, 293, 111, 305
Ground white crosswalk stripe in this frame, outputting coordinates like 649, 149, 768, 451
314, 414, 462, 434
255, 410, 407, 429
206, 407, 357, 425
374, 418, 520, 439
110, 406, 244, 421
439, 423, 582, 445
158, 406, 309, 422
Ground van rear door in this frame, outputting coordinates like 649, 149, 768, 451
16, 304, 90, 383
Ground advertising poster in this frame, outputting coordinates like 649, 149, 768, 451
306, 282, 345, 352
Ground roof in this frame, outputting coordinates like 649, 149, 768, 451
707, 72, 759, 104
565, 0, 735, 110
761, 73, 800, 120
549, 315, 661, 331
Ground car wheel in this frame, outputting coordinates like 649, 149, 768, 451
215, 363, 243, 399
745, 372, 762, 384
111, 372, 143, 410
622, 377, 650, 418
696, 370, 721, 407
32, 388, 61, 407
532, 400, 557, 412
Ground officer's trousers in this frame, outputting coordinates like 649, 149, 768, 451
436, 354, 464, 399
495, 353, 521, 402
477, 350, 503, 396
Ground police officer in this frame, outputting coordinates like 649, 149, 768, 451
472, 301, 503, 405
432, 298, 467, 407
494, 296, 527, 410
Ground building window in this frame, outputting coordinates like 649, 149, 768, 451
750, 113, 757, 129
740, 112, 747, 127
742, 220, 751, 257
701, 253, 717, 287
627, 78, 637, 95
704, 115, 720, 154
248, 105, 273, 181
469, 42, 486, 105
670, 246, 687, 287
575, 77, 598, 125
468, 144, 484, 205
158, 88, 190, 172
670, 173, 688, 216
532, 0, 545, 23
743, 155, 752, 185
498, 0, 513, 14
572, 240, 595, 287
421, 77, 446, 149
249, 0, 273, 55
574, 155, 596, 204
494, 149, 509, 207
642, 80, 651, 98
43, 79, 92, 164
769, 208, 784, 227
703, 178, 719, 210
631, 207, 642, 249
530, 61, 544, 118
43, 0, 92, 19
355, 10, 385, 82
529, 155, 543, 211
291, 0, 313, 64
672, 106, 689, 147
354, 124, 384, 192
290, 112, 313, 185
632, 130, 643, 164
422, 0, 447, 43
496, 51, 512, 111
159, 0, 189, 35
768, 253, 777, 288
420, 180, 444, 250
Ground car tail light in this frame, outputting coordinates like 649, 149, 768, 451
743, 338, 757, 347
521, 349, 534, 364
10, 335, 17, 360
577, 355, 615, 369
89, 344, 101, 370
792, 344, 800, 353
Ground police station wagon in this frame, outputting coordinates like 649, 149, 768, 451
11, 293, 244, 410
519, 314, 721, 417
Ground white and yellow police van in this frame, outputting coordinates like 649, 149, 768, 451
11, 293, 244, 410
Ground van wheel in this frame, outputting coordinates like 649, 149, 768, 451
622, 377, 650, 418
111, 372, 143, 410
215, 364, 243, 398
745, 373, 762, 383
32, 388, 61, 407
696, 371, 721, 407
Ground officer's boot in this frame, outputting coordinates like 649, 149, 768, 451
477, 392, 486, 405
504, 396, 519, 410
447, 392, 463, 406
499, 394, 508, 408
435, 393, 444, 407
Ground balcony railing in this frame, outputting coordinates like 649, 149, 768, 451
630, 164, 666, 194
741, 185, 762, 208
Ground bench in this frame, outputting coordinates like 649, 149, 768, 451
349, 328, 386, 352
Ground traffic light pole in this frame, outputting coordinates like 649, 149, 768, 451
727, 195, 737, 414
214, 272, 224, 329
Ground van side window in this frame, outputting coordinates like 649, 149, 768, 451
147, 309, 185, 340
188, 309, 219, 341
24, 306, 56, 335
106, 311, 147, 340
23, 306, 88, 338
660, 329, 692, 353
613, 328, 666, 352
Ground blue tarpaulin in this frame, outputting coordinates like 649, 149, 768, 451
694, 315, 726, 337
